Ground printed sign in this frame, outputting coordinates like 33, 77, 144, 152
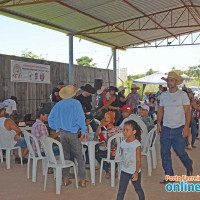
11, 60, 50, 84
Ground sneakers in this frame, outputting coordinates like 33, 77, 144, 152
15, 157, 28, 164
187, 167, 193, 176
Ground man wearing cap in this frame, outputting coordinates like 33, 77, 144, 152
51, 81, 64, 103
48, 85, 87, 187
158, 71, 193, 183
126, 84, 140, 114
119, 105, 148, 144
3, 96, 18, 118
139, 105, 154, 132
95, 86, 108, 120
76, 84, 97, 132
0, 103, 28, 164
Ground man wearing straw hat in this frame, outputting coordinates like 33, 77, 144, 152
158, 71, 193, 184
126, 84, 140, 114
48, 85, 87, 187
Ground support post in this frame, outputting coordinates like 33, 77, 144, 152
113, 48, 117, 86
69, 35, 73, 85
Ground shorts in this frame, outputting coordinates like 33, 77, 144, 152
14, 137, 27, 148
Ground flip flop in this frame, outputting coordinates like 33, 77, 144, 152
62, 179, 72, 186
78, 180, 86, 188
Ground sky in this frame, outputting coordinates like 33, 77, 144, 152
1, 15, 200, 75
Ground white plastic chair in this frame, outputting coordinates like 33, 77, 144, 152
23, 131, 46, 182
141, 126, 157, 176
149, 126, 158, 169
0, 127, 22, 169
41, 136, 78, 195
99, 132, 124, 187
0, 144, 3, 163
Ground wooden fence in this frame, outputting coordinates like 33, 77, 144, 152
0, 54, 113, 119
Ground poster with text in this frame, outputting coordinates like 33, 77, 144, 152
11, 60, 50, 84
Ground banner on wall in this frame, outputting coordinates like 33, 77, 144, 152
11, 60, 50, 84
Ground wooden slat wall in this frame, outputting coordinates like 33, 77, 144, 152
0, 54, 114, 119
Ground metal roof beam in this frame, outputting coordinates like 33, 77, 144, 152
77, 6, 187, 34
120, 28, 200, 48
122, 0, 178, 39
180, 0, 200, 26
58, 2, 149, 44
188, 0, 200, 19
0, 8, 119, 48
0, 0, 61, 8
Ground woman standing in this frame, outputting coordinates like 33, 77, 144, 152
118, 86, 128, 108
97, 86, 120, 125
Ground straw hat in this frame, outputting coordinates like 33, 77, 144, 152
97, 86, 108, 95
161, 71, 183, 85
59, 85, 80, 99
131, 84, 140, 90
118, 86, 127, 93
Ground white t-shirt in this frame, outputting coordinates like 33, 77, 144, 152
3, 99, 17, 115
160, 90, 190, 128
121, 139, 141, 174
119, 114, 148, 144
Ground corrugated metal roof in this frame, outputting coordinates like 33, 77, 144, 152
1, 0, 200, 48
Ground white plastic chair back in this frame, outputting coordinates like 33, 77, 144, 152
0, 127, 16, 148
41, 137, 64, 166
23, 131, 42, 158
106, 132, 124, 161
142, 126, 157, 155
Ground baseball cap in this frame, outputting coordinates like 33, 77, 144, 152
138, 104, 149, 111
101, 111, 115, 126
120, 105, 134, 111
0, 103, 7, 110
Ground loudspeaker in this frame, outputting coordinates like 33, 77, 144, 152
94, 79, 103, 90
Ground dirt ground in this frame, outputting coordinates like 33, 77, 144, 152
0, 138, 200, 200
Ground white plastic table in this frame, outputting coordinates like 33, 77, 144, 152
81, 140, 100, 185
20, 126, 32, 131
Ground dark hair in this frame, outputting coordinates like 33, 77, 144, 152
36, 107, 49, 118
124, 120, 142, 142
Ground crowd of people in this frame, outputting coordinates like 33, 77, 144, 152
0, 71, 200, 200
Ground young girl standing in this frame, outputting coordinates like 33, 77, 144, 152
116, 120, 145, 200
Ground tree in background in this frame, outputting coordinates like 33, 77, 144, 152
186, 65, 200, 78
21, 49, 44, 60
76, 56, 96, 67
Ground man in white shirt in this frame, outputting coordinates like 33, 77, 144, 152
158, 71, 193, 184
3, 96, 17, 118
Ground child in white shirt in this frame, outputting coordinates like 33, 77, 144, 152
116, 120, 145, 200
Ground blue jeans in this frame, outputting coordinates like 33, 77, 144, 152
160, 126, 193, 176
116, 171, 145, 200
191, 120, 197, 146
85, 113, 97, 132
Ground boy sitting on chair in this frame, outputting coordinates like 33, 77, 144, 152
94, 111, 122, 178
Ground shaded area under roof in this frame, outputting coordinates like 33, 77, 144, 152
1, 0, 200, 48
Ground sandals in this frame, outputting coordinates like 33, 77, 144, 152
62, 179, 72, 186
78, 180, 86, 188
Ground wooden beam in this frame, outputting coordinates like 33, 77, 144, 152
122, 0, 178, 39
58, 2, 149, 44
